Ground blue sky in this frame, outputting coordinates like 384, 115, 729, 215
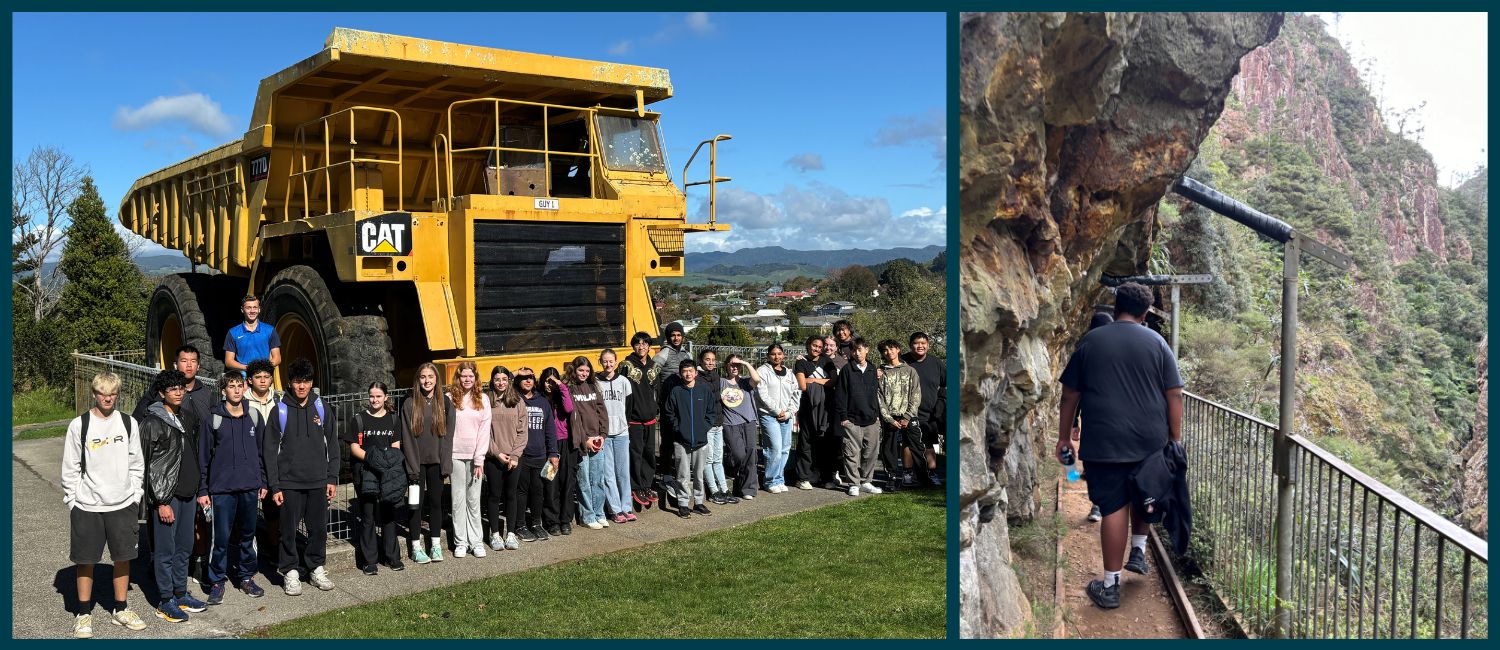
11, 12, 947, 256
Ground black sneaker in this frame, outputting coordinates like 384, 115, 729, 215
1086, 579, 1120, 609
1087, 505, 1102, 522
1125, 547, 1150, 575
675, 505, 692, 519
559, 523, 573, 536
518, 527, 538, 543
237, 579, 265, 598
721, 494, 740, 505
708, 492, 727, 505
387, 558, 405, 571
535, 526, 552, 541
692, 504, 712, 516
545, 525, 562, 537
362, 565, 378, 576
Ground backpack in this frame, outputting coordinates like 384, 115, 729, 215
79, 410, 133, 478
272, 396, 328, 460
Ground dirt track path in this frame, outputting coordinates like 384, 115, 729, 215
1056, 467, 1186, 639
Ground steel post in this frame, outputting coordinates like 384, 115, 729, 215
1273, 236, 1299, 638
1171, 284, 1181, 358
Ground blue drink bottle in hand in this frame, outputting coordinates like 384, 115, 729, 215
1060, 447, 1080, 482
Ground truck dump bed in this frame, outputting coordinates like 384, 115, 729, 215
119, 28, 675, 275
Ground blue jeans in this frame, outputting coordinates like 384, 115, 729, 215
705, 426, 729, 493
601, 435, 632, 515
577, 447, 608, 524
208, 491, 259, 584
761, 415, 793, 488
151, 496, 195, 601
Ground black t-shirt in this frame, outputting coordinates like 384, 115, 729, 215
1059, 321, 1184, 463
343, 410, 398, 476
901, 352, 947, 420
794, 358, 835, 383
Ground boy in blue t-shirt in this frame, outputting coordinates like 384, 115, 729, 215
224, 295, 281, 373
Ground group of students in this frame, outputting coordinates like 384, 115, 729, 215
59, 295, 946, 637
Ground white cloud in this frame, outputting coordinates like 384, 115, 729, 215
873, 108, 946, 162
114, 93, 234, 137
784, 153, 825, 172
607, 40, 632, 55
690, 184, 946, 252
685, 12, 716, 36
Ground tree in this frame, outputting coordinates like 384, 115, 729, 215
826, 264, 878, 303
53, 177, 147, 355
783, 275, 817, 292
12, 146, 88, 321
11, 285, 70, 390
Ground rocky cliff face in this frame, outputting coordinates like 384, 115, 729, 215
1460, 335, 1487, 538
958, 12, 1283, 638
1218, 15, 1451, 264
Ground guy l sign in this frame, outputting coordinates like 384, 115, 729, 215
357, 212, 413, 256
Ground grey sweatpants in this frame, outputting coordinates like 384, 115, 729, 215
673, 442, 708, 508
841, 421, 882, 485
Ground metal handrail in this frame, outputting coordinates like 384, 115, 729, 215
1184, 391, 1488, 638
286, 106, 405, 220
443, 97, 601, 201
681, 135, 733, 228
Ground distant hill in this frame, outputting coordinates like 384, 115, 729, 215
33, 253, 193, 282
686, 245, 943, 271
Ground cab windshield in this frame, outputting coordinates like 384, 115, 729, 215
595, 115, 666, 173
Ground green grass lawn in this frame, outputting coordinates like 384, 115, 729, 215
12, 387, 75, 427
259, 489, 947, 639
14, 424, 69, 441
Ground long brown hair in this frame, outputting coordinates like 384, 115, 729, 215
409, 362, 447, 437
448, 360, 485, 410
488, 365, 521, 408
565, 356, 598, 389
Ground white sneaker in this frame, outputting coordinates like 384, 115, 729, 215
586, 520, 604, 530
600, 517, 610, 527
111, 608, 147, 631
861, 482, 884, 494
309, 566, 334, 591
504, 532, 520, 550
472, 544, 486, 558
283, 569, 303, 596
742, 493, 755, 500
847, 485, 860, 497
795, 481, 813, 491
454, 544, 469, 559
489, 532, 504, 551
74, 613, 94, 638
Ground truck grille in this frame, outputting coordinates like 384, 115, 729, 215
472, 221, 626, 354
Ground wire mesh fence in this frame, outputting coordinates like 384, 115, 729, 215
1185, 392, 1488, 638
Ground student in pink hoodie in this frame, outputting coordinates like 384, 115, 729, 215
446, 361, 492, 559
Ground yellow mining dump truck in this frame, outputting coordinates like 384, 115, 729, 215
121, 28, 730, 392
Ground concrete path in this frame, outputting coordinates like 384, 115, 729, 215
13, 419, 69, 437
12, 437, 855, 639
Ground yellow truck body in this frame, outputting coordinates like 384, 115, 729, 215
121, 28, 728, 390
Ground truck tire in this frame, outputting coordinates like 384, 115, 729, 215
263, 265, 394, 395
146, 274, 224, 377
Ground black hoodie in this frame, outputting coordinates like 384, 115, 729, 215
262, 393, 339, 492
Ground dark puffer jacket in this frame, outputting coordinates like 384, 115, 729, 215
141, 402, 199, 507
359, 446, 408, 504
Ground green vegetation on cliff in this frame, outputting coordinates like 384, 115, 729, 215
1162, 14, 1486, 519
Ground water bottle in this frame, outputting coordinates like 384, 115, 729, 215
1060, 447, 1080, 482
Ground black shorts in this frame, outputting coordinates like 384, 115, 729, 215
69, 504, 140, 565
1083, 460, 1147, 518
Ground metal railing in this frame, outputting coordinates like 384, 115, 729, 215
287, 106, 405, 220
444, 97, 600, 200
1184, 392, 1488, 638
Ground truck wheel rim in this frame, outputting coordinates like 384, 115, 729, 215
158, 313, 183, 369
276, 312, 319, 389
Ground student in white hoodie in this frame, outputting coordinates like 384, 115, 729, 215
61, 372, 148, 638
755, 344, 801, 496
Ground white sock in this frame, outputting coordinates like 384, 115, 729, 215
1131, 534, 1148, 552
1104, 570, 1121, 587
